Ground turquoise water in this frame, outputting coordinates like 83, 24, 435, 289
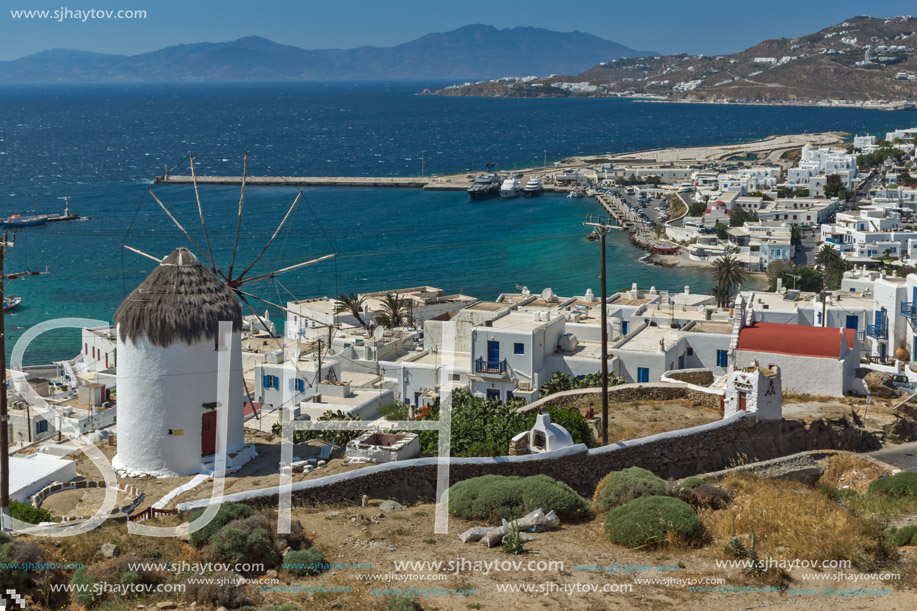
1, 81, 914, 363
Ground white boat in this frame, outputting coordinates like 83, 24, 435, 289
499, 177, 523, 199
567, 188, 586, 199
523, 176, 544, 197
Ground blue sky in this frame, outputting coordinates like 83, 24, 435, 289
2, 0, 915, 61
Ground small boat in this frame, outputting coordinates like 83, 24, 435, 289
499, 177, 523, 199
523, 176, 544, 197
4, 296, 21, 311
567, 188, 586, 199
3, 214, 48, 227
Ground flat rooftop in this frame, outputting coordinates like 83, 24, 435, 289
490, 311, 553, 332
685, 321, 734, 335
617, 325, 684, 353
611, 294, 655, 307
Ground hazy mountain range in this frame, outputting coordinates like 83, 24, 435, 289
0, 24, 651, 82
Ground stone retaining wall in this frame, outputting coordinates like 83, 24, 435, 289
179, 411, 881, 512
527, 385, 720, 411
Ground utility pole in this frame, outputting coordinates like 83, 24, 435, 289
1, 231, 14, 531
583, 215, 619, 446
316, 339, 323, 384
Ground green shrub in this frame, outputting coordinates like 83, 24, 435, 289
459, 440, 508, 458
210, 527, 279, 568
868, 472, 917, 498
387, 598, 423, 611
592, 467, 669, 514
891, 525, 917, 547
119, 570, 142, 585
448, 474, 590, 523
189, 502, 254, 547
282, 548, 327, 576
604, 496, 705, 548
502, 521, 525, 555
521, 474, 591, 522
678, 477, 704, 489
10, 500, 52, 525
0, 540, 45, 591
71, 567, 100, 607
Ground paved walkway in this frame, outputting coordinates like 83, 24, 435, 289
868, 440, 917, 472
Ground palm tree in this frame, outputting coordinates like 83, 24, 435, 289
815, 244, 842, 268
374, 294, 412, 329
334, 292, 367, 327
712, 254, 746, 308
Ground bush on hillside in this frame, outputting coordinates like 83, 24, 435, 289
282, 548, 327, 576
592, 466, 669, 514
678, 477, 704, 489
189, 502, 254, 547
210, 527, 279, 569
0, 540, 45, 590
448, 474, 590, 523
604, 496, 706, 548
10, 500, 52, 525
183, 571, 250, 608
520, 474, 591, 522
387, 598, 423, 611
891, 525, 917, 547
867, 472, 917, 498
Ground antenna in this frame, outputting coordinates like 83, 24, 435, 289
541, 287, 555, 302
373, 326, 385, 341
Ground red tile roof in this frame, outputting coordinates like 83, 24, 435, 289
736, 322, 854, 359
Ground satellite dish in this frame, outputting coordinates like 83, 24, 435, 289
373, 326, 385, 340
541, 287, 555, 302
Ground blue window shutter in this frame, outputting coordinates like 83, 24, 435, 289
263, 375, 270, 388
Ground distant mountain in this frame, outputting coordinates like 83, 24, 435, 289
0, 25, 651, 82
435, 16, 917, 107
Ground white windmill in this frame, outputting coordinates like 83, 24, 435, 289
113, 153, 334, 477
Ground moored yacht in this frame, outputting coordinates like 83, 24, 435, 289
499, 176, 523, 199
523, 175, 544, 197
467, 174, 501, 200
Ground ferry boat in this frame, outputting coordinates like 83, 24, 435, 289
567, 188, 586, 199
467, 174, 501, 201
499, 177, 523, 199
523, 176, 544, 197
2, 214, 48, 227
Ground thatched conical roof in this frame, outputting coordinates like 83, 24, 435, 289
114, 247, 242, 347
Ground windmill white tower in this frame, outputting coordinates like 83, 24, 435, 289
112, 247, 247, 477
115, 153, 335, 477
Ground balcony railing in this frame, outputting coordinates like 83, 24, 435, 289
866, 324, 888, 340
474, 358, 507, 375
901, 302, 917, 318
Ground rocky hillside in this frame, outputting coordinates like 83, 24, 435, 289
433, 16, 917, 105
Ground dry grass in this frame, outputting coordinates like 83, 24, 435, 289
817, 453, 893, 492
702, 475, 889, 567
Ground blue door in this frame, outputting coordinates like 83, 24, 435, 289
487, 340, 500, 363
486, 389, 500, 401
845, 315, 858, 330
678, 355, 685, 369
637, 367, 649, 383
622, 321, 629, 335
875, 309, 884, 329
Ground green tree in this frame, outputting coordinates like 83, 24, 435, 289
712, 254, 746, 308
374, 293, 413, 329
790, 224, 802, 246
714, 221, 728, 241
815, 245, 850, 290
688, 201, 707, 217
334, 292, 367, 327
